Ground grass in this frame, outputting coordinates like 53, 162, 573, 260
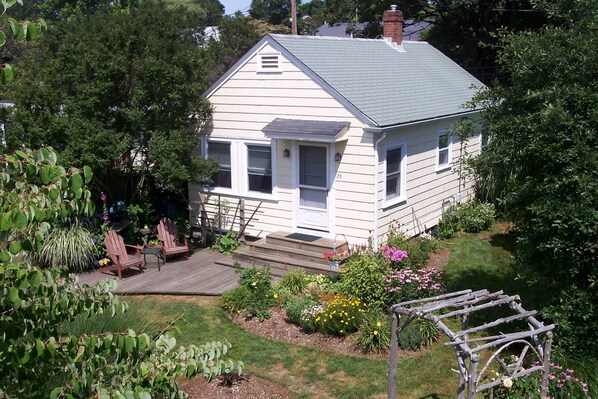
75, 224, 538, 398
119, 295, 458, 399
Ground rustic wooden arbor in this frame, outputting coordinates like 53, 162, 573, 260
387, 289, 554, 399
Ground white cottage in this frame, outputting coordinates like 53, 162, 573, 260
190, 7, 483, 250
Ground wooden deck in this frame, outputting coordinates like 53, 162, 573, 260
77, 249, 239, 295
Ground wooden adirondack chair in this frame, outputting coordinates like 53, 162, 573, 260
157, 218, 189, 262
103, 230, 144, 279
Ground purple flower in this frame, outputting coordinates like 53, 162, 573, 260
100, 192, 107, 202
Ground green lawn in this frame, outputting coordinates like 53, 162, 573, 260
83, 226, 526, 399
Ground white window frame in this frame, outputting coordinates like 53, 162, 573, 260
205, 139, 235, 195
203, 137, 277, 200
383, 141, 407, 207
436, 129, 452, 171
257, 52, 282, 73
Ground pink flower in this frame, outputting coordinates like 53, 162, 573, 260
100, 192, 107, 202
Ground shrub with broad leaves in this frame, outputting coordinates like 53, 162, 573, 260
0, 147, 243, 398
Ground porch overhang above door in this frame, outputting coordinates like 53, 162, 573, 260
262, 118, 350, 143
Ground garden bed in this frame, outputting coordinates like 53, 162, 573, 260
181, 373, 293, 399
230, 307, 432, 359
228, 245, 451, 359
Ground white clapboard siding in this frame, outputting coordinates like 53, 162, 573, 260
374, 117, 481, 240
192, 46, 377, 240
193, 41, 481, 245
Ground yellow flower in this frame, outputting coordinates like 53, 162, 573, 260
273, 293, 278, 299
376, 321, 382, 327
340, 330, 344, 333
373, 330, 379, 335
503, 378, 513, 389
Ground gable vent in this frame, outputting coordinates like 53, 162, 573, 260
258, 52, 282, 73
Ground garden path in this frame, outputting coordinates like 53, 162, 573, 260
77, 249, 239, 295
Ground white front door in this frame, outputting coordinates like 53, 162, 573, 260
296, 144, 329, 231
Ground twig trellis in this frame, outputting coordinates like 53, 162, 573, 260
387, 289, 554, 399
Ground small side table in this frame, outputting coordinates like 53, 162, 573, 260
142, 246, 164, 271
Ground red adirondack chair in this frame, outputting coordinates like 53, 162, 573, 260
103, 230, 144, 279
157, 218, 189, 262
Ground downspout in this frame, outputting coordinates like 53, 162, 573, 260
373, 132, 387, 250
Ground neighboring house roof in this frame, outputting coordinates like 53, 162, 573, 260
205, 34, 483, 128
316, 20, 431, 41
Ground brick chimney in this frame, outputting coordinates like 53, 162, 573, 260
383, 5, 404, 46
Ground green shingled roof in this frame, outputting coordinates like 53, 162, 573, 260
268, 34, 483, 127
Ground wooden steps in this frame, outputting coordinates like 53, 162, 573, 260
215, 231, 348, 277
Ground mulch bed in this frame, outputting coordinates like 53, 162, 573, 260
180, 373, 294, 399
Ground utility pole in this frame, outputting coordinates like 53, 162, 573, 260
291, 0, 297, 35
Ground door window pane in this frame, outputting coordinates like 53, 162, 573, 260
247, 145, 272, 193
299, 146, 326, 187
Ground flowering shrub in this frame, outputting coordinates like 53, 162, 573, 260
284, 295, 320, 331
380, 245, 409, 264
484, 361, 591, 399
299, 303, 322, 332
315, 295, 366, 336
97, 258, 110, 267
385, 267, 444, 302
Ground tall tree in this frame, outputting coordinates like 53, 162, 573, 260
249, 0, 301, 26
467, 0, 598, 355
3, 1, 218, 204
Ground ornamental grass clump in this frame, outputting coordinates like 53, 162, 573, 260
355, 310, 391, 353
385, 267, 444, 302
315, 295, 366, 336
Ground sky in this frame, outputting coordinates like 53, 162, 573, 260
221, 0, 252, 16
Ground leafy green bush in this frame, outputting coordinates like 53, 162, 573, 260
306, 273, 342, 295
212, 231, 242, 255
435, 201, 496, 238
435, 206, 460, 239
284, 295, 320, 328
276, 269, 309, 295
385, 231, 440, 269
222, 266, 276, 321
30, 224, 97, 272
355, 310, 391, 353
340, 254, 393, 311
0, 147, 242, 398
221, 286, 251, 315
457, 200, 496, 233
316, 295, 365, 336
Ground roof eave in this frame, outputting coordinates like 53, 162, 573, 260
364, 109, 483, 132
